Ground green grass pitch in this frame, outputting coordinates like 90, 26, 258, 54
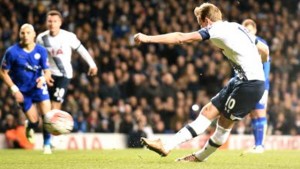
0, 149, 299, 169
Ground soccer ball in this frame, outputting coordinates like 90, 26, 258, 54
44, 109, 74, 135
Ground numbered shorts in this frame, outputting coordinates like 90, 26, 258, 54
20, 84, 50, 112
48, 75, 71, 103
211, 77, 265, 121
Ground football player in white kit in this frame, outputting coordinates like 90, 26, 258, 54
36, 10, 98, 110
134, 2, 269, 162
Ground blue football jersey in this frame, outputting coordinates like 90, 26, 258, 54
1, 43, 49, 92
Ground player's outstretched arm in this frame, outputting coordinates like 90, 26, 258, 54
256, 40, 269, 62
134, 31, 202, 45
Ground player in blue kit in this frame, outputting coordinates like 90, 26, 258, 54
242, 19, 270, 153
0, 24, 53, 154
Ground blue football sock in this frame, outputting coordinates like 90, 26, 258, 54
43, 128, 51, 146
254, 117, 267, 146
251, 119, 258, 145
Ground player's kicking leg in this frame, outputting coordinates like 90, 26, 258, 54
141, 102, 216, 157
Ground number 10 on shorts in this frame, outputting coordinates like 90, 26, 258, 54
225, 96, 236, 113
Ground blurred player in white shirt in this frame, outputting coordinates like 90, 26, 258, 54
36, 10, 98, 110
134, 2, 269, 162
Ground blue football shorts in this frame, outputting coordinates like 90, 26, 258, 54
19, 83, 50, 112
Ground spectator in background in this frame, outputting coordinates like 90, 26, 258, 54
73, 113, 87, 133
119, 113, 134, 134
153, 121, 166, 134
2, 114, 16, 134
295, 113, 300, 134
99, 72, 121, 103
273, 112, 292, 135
87, 110, 101, 132
150, 113, 165, 134
128, 73, 147, 99
170, 107, 188, 132
127, 119, 147, 148
161, 73, 177, 100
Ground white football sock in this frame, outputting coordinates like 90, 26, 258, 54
210, 124, 231, 145
194, 123, 231, 161
194, 140, 218, 161
163, 114, 212, 152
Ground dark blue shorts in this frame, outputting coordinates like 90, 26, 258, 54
20, 83, 50, 112
48, 75, 70, 103
211, 77, 265, 121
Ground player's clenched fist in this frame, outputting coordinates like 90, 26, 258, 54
134, 33, 149, 44
88, 67, 98, 76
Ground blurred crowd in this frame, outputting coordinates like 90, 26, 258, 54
0, 0, 300, 139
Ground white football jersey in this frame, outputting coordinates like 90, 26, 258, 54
199, 21, 265, 81
36, 29, 96, 78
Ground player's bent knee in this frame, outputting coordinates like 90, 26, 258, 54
200, 102, 219, 120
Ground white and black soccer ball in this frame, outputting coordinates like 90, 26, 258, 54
44, 109, 74, 135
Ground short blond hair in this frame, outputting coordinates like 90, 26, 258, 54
242, 19, 256, 29
242, 19, 257, 35
20, 23, 35, 32
194, 3, 222, 22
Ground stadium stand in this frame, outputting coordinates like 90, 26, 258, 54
0, 0, 299, 142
